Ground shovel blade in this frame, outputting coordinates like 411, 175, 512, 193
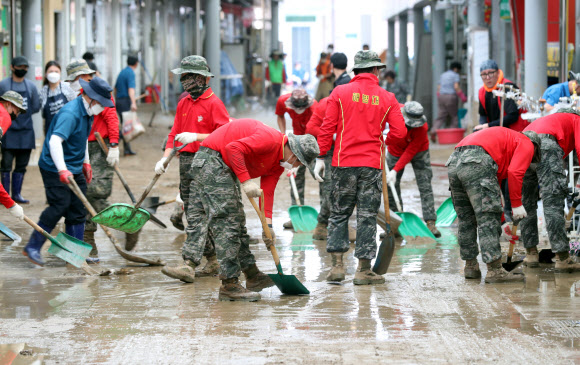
373, 224, 395, 275
90, 203, 150, 234
268, 273, 310, 295
395, 212, 436, 239
502, 260, 523, 272
435, 197, 457, 227
0, 221, 20, 241
47, 242, 88, 268
55, 232, 92, 258
288, 205, 318, 232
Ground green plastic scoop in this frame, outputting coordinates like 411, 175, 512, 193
288, 173, 318, 232
435, 197, 457, 227
395, 212, 436, 239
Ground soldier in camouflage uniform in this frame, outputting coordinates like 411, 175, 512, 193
179, 119, 318, 301
156, 55, 230, 282
520, 110, 580, 271
386, 101, 440, 237
314, 50, 407, 285
447, 128, 540, 283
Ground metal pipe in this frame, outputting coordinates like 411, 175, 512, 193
205, 0, 221, 98
271, 0, 279, 50
387, 19, 395, 71
560, 0, 569, 83
10, 0, 16, 58
453, 5, 458, 60
398, 12, 408, 83
432, 8, 445, 122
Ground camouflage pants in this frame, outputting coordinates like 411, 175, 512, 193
520, 135, 569, 252
85, 141, 114, 232
289, 164, 306, 206
327, 167, 381, 259
184, 148, 256, 279
386, 150, 437, 221
318, 145, 334, 225
179, 152, 215, 259
447, 146, 503, 263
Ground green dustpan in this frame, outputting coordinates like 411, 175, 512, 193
395, 212, 436, 239
288, 205, 318, 232
435, 197, 457, 227
90, 203, 150, 234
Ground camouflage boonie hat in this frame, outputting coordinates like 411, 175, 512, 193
0, 91, 26, 112
287, 133, 319, 176
171, 55, 214, 77
522, 130, 542, 163
555, 107, 580, 116
351, 50, 386, 71
402, 101, 427, 128
65, 58, 96, 81
285, 89, 314, 113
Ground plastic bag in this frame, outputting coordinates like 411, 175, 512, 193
122, 111, 145, 142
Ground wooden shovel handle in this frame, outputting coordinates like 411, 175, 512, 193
382, 144, 391, 225
247, 190, 282, 270
567, 204, 578, 221
68, 176, 99, 216
507, 225, 518, 259
22, 215, 53, 241
94, 132, 137, 204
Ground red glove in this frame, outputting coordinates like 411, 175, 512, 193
58, 170, 73, 184
83, 163, 92, 184
457, 90, 468, 103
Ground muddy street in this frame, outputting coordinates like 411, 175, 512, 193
0, 106, 578, 364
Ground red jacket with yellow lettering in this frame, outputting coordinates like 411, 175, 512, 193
318, 73, 406, 168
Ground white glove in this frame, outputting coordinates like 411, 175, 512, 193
155, 157, 168, 175
106, 147, 120, 167
241, 180, 261, 198
501, 223, 513, 240
175, 132, 198, 144
176, 192, 183, 205
512, 205, 527, 221
314, 159, 325, 182
288, 167, 298, 177
9, 204, 24, 220
386, 169, 397, 183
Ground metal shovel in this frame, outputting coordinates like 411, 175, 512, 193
503, 223, 523, 272
247, 191, 309, 295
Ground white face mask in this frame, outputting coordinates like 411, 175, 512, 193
280, 155, 297, 170
69, 80, 81, 94
47, 72, 61, 84
90, 104, 105, 115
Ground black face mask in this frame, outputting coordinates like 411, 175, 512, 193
9, 112, 17, 121
13, 69, 27, 78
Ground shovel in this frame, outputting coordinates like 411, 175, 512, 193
94, 132, 167, 229
143, 198, 177, 212
21, 215, 104, 275
503, 223, 523, 271
288, 172, 318, 232
67, 176, 165, 266
247, 191, 309, 295
539, 199, 580, 263
373, 147, 396, 275
435, 197, 457, 227
91, 144, 185, 233
0, 221, 20, 241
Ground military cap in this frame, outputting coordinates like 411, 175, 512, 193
171, 55, 214, 77
0, 91, 27, 112
65, 58, 96, 81
402, 101, 427, 128
287, 133, 320, 176
351, 50, 386, 71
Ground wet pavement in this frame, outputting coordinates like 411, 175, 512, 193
1, 105, 580, 363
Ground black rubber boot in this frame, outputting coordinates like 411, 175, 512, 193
11, 172, 29, 204
1, 172, 9, 195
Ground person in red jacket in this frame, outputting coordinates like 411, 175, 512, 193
158, 55, 230, 283
447, 127, 541, 283
520, 110, 580, 271
185, 119, 319, 301
0, 91, 27, 220
314, 50, 406, 285
386, 101, 440, 237
276, 88, 318, 229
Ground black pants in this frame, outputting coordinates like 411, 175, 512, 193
116, 97, 132, 149
1, 148, 32, 173
39, 168, 87, 227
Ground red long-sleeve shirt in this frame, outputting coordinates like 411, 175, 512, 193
456, 127, 534, 207
305, 97, 328, 138
166, 88, 230, 153
88, 97, 119, 144
275, 93, 318, 136
524, 112, 580, 161
201, 119, 286, 218
318, 73, 407, 168
0, 105, 14, 208
387, 123, 429, 172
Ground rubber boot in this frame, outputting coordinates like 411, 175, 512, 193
426, 220, 441, 238
1, 172, 9, 195
348, 226, 356, 242
243, 263, 275, 292
83, 230, 100, 264
123, 139, 136, 156
170, 204, 184, 231
554, 252, 580, 272
353, 258, 385, 285
312, 223, 328, 240
23, 221, 53, 266
326, 253, 346, 282
283, 220, 293, 229
523, 246, 539, 268
195, 255, 219, 277
161, 259, 197, 283
11, 172, 29, 204
219, 277, 261, 301
464, 258, 481, 279
484, 258, 525, 283
125, 231, 140, 251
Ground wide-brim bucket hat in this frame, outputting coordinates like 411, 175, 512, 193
0, 91, 27, 113
287, 133, 319, 176
80, 77, 114, 108
351, 50, 386, 72
171, 55, 214, 78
